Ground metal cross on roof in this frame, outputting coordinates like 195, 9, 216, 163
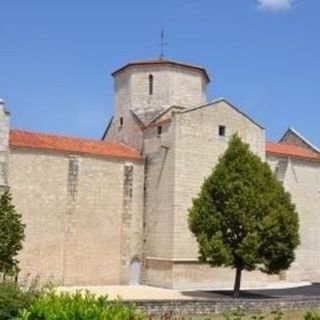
158, 29, 168, 59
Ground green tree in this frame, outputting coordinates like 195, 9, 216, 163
188, 134, 300, 298
0, 191, 25, 280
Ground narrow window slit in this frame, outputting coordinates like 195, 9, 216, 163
149, 74, 153, 95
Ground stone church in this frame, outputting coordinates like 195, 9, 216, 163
0, 58, 319, 289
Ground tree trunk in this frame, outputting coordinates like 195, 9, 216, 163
233, 267, 242, 298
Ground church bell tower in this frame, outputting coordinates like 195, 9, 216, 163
104, 58, 210, 150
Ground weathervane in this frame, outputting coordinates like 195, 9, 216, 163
158, 29, 168, 59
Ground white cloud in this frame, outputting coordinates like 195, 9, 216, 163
257, 0, 295, 11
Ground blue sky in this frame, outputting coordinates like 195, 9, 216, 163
0, 0, 319, 144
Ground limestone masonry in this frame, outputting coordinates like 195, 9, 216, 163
1, 58, 319, 288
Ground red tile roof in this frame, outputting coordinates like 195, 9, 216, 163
266, 142, 320, 161
10, 130, 142, 160
9, 130, 319, 162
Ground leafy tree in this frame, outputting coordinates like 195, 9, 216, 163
0, 191, 25, 279
188, 134, 300, 298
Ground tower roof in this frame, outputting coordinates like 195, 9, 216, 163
112, 58, 210, 82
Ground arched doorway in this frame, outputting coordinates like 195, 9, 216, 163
129, 257, 141, 285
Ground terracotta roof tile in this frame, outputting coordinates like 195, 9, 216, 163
266, 142, 320, 161
10, 129, 142, 160
10, 130, 319, 162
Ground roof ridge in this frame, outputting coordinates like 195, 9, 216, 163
180, 98, 265, 129
147, 105, 186, 125
286, 127, 320, 153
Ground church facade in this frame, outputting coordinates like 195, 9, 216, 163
1, 58, 319, 289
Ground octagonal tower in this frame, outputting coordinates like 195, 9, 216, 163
112, 58, 210, 123
104, 58, 210, 150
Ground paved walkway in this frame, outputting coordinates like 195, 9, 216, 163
58, 285, 206, 300
245, 283, 320, 298
58, 282, 314, 300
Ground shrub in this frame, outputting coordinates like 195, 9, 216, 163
17, 289, 144, 320
0, 282, 38, 320
305, 312, 320, 320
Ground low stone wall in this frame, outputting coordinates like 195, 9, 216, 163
128, 297, 320, 316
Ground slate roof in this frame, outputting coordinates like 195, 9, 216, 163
10, 129, 142, 160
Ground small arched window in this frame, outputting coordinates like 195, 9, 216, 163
148, 74, 153, 95
119, 117, 124, 127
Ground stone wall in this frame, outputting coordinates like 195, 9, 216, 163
8, 148, 144, 285
120, 161, 145, 284
105, 63, 208, 151
172, 263, 278, 290
104, 68, 145, 151
266, 154, 320, 283
131, 297, 320, 317
169, 99, 266, 289
0, 102, 10, 189
142, 98, 271, 289
122, 64, 208, 123
104, 113, 144, 152
143, 122, 176, 287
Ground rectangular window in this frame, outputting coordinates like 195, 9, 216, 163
157, 126, 162, 136
219, 125, 226, 137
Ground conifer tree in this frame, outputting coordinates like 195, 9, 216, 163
0, 191, 25, 280
188, 134, 300, 298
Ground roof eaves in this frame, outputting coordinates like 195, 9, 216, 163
101, 116, 114, 140
147, 118, 172, 128
130, 109, 147, 128
266, 142, 320, 162
10, 144, 143, 161
180, 97, 225, 114
148, 105, 185, 125
112, 58, 210, 82
266, 150, 320, 162
10, 129, 143, 161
